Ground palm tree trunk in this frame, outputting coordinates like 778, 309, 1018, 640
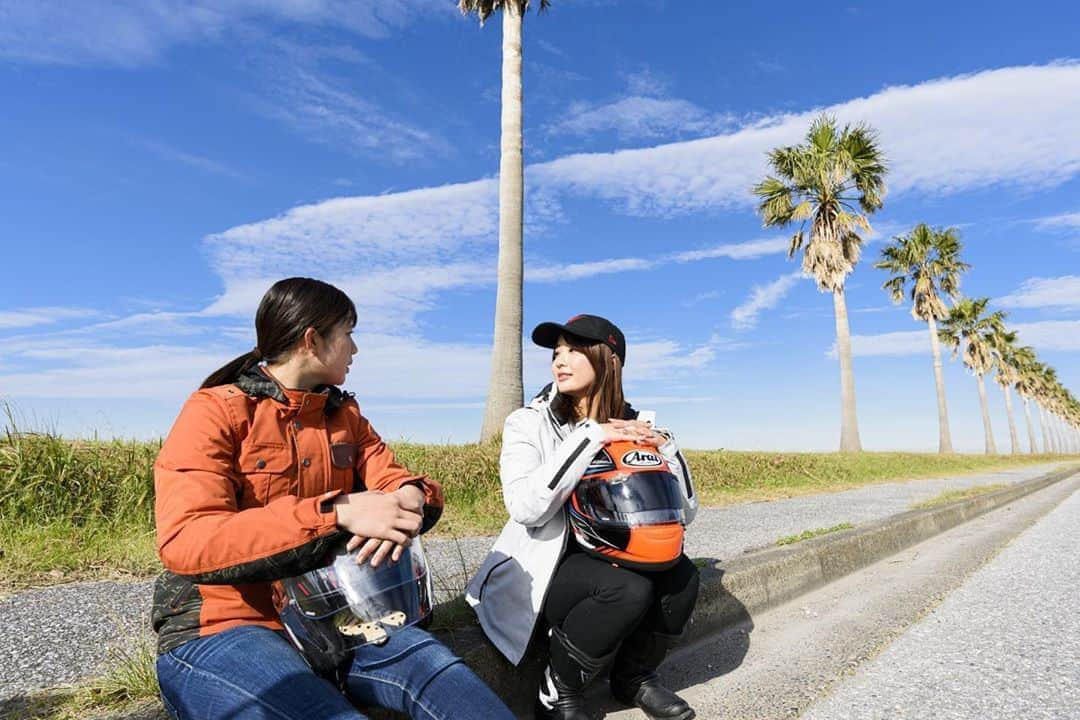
1037, 403, 1052, 454
926, 317, 953, 453
832, 287, 862, 452
1050, 413, 1064, 454
1001, 385, 1019, 454
1022, 397, 1038, 454
975, 372, 997, 455
479, 2, 525, 441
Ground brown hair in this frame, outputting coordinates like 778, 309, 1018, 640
200, 277, 358, 389
550, 336, 626, 424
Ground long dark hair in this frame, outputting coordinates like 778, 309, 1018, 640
200, 277, 358, 389
551, 337, 625, 424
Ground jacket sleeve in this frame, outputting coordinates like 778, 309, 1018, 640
154, 391, 346, 585
499, 408, 608, 527
656, 429, 698, 525
355, 412, 445, 533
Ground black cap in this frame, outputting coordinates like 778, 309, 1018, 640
531, 314, 626, 365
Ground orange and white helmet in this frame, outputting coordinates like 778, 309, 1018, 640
568, 440, 686, 571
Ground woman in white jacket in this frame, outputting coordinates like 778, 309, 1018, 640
466, 314, 699, 720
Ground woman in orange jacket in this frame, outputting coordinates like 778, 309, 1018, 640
152, 277, 512, 720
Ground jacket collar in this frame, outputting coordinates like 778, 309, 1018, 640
527, 382, 637, 438
236, 365, 351, 416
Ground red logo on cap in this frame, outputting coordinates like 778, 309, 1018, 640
608, 335, 616, 346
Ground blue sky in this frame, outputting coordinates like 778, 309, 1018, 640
1, 1, 1078, 452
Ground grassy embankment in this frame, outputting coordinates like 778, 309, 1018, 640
2, 425, 1076, 591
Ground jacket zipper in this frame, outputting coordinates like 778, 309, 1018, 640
548, 437, 590, 490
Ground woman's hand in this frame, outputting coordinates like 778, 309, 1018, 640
600, 419, 666, 447
334, 491, 423, 565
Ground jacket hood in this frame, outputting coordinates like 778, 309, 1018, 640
235, 365, 352, 416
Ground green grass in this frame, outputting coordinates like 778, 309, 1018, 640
2, 413, 1077, 589
776, 522, 855, 546
911, 483, 1008, 509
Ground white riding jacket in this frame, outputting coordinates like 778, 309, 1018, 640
465, 385, 698, 665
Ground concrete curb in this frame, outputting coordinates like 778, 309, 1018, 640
433, 464, 1079, 716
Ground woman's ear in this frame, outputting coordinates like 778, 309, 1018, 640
300, 327, 321, 355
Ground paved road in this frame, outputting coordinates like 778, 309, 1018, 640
0, 461, 1070, 705
802, 479, 1080, 718
601, 469, 1080, 720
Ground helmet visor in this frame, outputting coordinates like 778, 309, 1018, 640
573, 471, 686, 526
280, 537, 433, 645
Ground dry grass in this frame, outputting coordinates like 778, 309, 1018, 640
911, 483, 1008, 509
2, 411, 1076, 588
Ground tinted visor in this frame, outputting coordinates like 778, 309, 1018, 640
573, 471, 686, 526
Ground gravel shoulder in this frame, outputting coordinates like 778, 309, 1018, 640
0, 461, 1070, 704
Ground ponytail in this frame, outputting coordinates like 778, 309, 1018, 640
196, 277, 357, 391
200, 348, 261, 389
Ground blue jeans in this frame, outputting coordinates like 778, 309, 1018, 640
156, 624, 514, 720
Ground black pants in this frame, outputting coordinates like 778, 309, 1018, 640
543, 551, 700, 659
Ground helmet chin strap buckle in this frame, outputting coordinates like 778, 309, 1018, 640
335, 610, 408, 645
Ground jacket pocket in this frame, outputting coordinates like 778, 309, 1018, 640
237, 443, 293, 505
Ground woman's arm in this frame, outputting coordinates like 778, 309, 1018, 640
500, 408, 607, 527
655, 429, 699, 525
154, 391, 347, 584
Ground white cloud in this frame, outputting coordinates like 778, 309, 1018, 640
998, 276, 1080, 311
841, 319, 1080, 358
204, 179, 497, 283
1012, 320, 1080, 351
533, 62, 1080, 215
525, 235, 792, 284
0, 307, 99, 330
0, 0, 445, 66
0, 342, 232, 399
131, 138, 246, 179
841, 329, 929, 358
673, 237, 789, 262
199, 62, 1080, 329
1035, 210, 1080, 231
527, 257, 656, 282
201, 260, 495, 332
547, 96, 736, 143
253, 65, 451, 162
731, 272, 804, 330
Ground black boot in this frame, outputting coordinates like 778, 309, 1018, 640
610, 630, 695, 720
535, 626, 614, 720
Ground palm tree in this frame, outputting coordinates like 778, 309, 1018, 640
989, 327, 1021, 454
938, 298, 1005, 454
753, 115, 887, 452
1012, 345, 1041, 453
875, 224, 968, 453
458, 0, 550, 441
1037, 365, 1060, 454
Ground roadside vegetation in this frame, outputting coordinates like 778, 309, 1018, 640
3, 422, 1077, 591
911, 483, 1008, 510
776, 522, 854, 546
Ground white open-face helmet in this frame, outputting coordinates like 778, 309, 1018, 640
279, 536, 433, 660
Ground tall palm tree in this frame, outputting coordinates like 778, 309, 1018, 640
1037, 365, 1060, 454
459, 0, 550, 441
989, 327, 1021, 454
1012, 345, 1041, 453
875, 224, 968, 453
938, 297, 1005, 455
753, 114, 887, 452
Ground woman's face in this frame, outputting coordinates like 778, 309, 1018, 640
551, 336, 596, 398
314, 321, 357, 386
